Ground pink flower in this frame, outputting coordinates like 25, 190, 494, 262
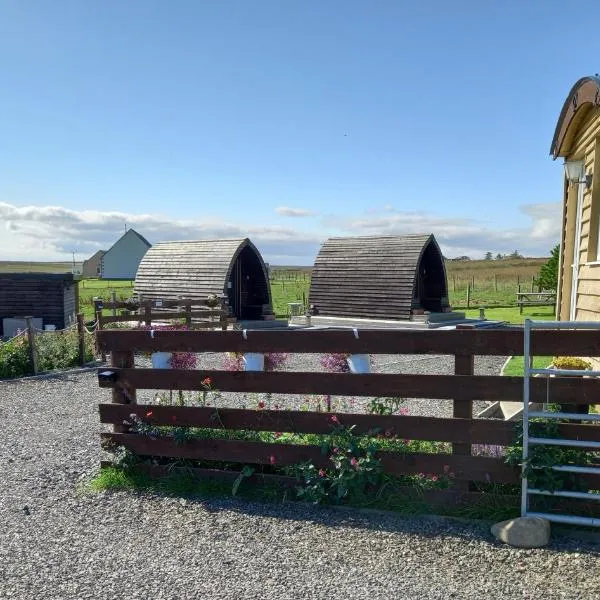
350, 457, 359, 468
257, 400, 265, 409
443, 464, 450, 474
430, 475, 439, 482
269, 455, 276, 465
318, 469, 326, 478
145, 410, 153, 417
320, 353, 350, 373
201, 377, 212, 386
384, 428, 393, 438
274, 432, 282, 438
399, 407, 409, 416
330, 415, 339, 424
332, 447, 339, 454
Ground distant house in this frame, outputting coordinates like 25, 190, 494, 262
82, 250, 105, 278
100, 229, 151, 280
550, 75, 600, 322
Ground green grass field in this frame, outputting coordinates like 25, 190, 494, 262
0, 261, 82, 273
78, 279, 135, 320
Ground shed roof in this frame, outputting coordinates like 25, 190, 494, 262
134, 238, 265, 301
309, 234, 446, 320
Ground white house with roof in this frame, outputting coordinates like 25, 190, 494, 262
100, 229, 151, 280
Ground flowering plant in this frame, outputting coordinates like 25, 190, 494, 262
292, 416, 381, 504
142, 324, 197, 370
319, 353, 350, 373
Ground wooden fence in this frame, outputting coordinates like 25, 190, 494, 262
94, 298, 230, 330
95, 328, 600, 499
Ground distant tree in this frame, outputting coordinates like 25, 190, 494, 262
509, 249, 523, 259
495, 253, 504, 260
484, 252, 493, 260
536, 245, 560, 291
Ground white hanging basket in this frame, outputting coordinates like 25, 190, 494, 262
151, 351, 172, 369
243, 353, 265, 371
347, 354, 371, 374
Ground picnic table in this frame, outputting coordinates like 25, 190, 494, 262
516, 291, 557, 314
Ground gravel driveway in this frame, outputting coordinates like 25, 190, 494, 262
1, 369, 599, 600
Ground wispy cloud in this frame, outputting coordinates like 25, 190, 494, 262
275, 206, 317, 217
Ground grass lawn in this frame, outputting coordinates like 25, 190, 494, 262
78, 279, 135, 320
462, 305, 555, 324
502, 355, 553, 377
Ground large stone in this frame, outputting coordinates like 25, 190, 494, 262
491, 517, 551, 548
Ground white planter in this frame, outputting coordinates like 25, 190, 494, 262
347, 354, 371, 374
243, 353, 264, 371
151, 351, 172, 369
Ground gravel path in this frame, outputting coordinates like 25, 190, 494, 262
1, 369, 599, 599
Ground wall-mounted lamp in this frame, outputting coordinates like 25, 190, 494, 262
564, 159, 593, 188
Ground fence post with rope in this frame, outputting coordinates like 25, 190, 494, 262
24, 316, 39, 375
77, 313, 86, 366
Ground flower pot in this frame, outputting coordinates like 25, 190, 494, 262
551, 364, 589, 415
151, 351, 172, 369
347, 354, 371, 374
243, 353, 264, 371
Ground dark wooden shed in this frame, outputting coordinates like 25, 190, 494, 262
309, 234, 449, 320
134, 238, 273, 319
0, 273, 77, 335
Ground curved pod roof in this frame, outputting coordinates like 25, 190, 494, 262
135, 238, 272, 315
551, 76, 600, 159
309, 234, 449, 321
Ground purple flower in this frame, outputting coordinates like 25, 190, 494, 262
320, 353, 350, 373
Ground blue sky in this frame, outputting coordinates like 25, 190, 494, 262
0, 0, 598, 264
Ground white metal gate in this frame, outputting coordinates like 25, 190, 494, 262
522, 319, 600, 526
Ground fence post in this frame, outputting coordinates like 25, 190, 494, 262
111, 291, 117, 316
471, 275, 475, 290
452, 276, 456, 292
96, 308, 106, 362
494, 274, 498, 292
466, 283, 471, 308
77, 313, 86, 366
25, 316, 39, 375
144, 301, 152, 327
111, 350, 136, 433
453, 352, 474, 490
531, 275, 535, 292
185, 302, 192, 328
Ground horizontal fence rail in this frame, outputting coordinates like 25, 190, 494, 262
99, 368, 600, 404
99, 404, 600, 446
96, 327, 600, 356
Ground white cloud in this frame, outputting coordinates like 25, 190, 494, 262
0, 202, 323, 265
0, 200, 561, 266
333, 202, 561, 258
275, 206, 317, 217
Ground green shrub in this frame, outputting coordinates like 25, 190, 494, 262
36, 329, 94, 372
552, 356, 592, 370
0, 337, 32, 378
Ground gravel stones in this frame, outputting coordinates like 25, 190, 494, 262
1, 368, 599, 599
